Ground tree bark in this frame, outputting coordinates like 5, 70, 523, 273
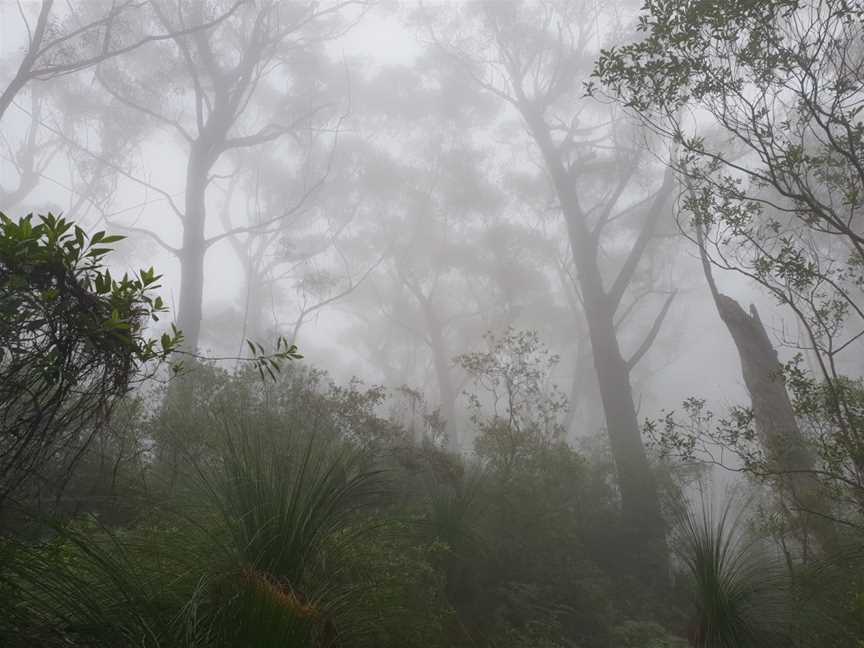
696, 223, 835, 552
580, 265, 667, 566
176, 143, 212, 351
423, 299, 459, 453
521, 105, 667, 575
561, 310, 604, 441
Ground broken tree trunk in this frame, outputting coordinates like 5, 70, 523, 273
696, 221, 835, 553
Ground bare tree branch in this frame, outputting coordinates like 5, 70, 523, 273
626, 290, 677, 371
94, 67, 194, 142
289, 252, 385, 344
607, 163, 675, 311
10, 99, 187, 221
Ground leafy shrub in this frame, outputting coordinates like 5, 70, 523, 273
0, 212, 179, 508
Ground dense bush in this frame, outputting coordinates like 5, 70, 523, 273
0, 362, 693, 647
0, 212, 180, 510
1, 293, 861, 646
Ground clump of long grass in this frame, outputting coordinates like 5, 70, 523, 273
0, 519, 192, 647
675, 490, 789, 648
0, 412, 386, 648
191, 415, 386, 645
205, 417, 383, 581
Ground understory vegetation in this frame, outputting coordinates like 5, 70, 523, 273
3, 0, 864, 646
0, 354, 863, 647
0, 360, 676, 647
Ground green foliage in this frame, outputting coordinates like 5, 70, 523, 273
456, 328, 568, 469
202, 443, 399, 648
784, 362, 864, 509
243, 336, 304, 383
197, 412, 384, 620
647, 365, 864, 533
447, 329, 687, 644
0, 212, 181, 507
10, 293, 837, 648
0, 519, 201, 647
596, 0, 864, 501
0, 355, 702, 648
788, 540, 864, 646
611, 620, 688, 648
0, 395, 389, 647
141, 360, 691, 648
597, 11, 864, 639
333, 519, 457, 648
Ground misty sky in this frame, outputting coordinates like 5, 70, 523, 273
0, 0, 788, 446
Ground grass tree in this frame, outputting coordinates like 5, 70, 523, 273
676, 491, 789, 648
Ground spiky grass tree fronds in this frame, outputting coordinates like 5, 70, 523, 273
420, 462, 488, 561
207, 417, 384, 579
1, 414, 388, 648
676, 491, 790, 648
0, 519, 191, 648
185, 416, 386, 646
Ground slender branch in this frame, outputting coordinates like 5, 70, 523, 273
104, 220, 179, 255
30, 0, 248, 79
626, 290, 677, 371
220, 103, 334, 151
590, 153, 640, 242
94, 67, 194, 142
10, 99, 186, 221
289, 253, 385, 343
608, 163, 675, 310
0, 0, 52, 120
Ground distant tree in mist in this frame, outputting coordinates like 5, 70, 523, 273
207, 132, 383, 357
352, 134, 492, 451
338, 62, 566, 452
0, 1, 239, 216
1, 74, 156, 231
0, 86, 60, 210
0, 0, 242, 121
92, 0, 363, 352
417, 0, 678, 577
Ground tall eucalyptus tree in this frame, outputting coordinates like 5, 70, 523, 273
418, 0, 678, 574
96, 0, 362, 350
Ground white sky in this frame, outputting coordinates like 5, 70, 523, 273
0, 0, 776, 412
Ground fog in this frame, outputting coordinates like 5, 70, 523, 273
2, 1, 863, 646
1, 0, 760, 422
